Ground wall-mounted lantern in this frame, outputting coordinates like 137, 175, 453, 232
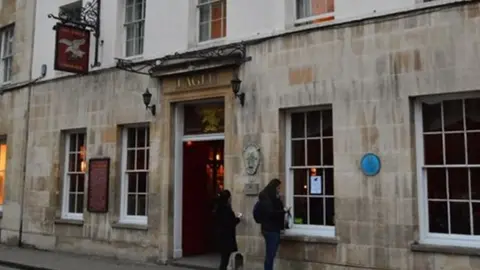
142, 88, 156, 116
231, 73, 245, 107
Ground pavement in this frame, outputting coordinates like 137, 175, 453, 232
0, 245, 193, 270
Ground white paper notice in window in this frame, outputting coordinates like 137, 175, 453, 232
310, 176, 322, 194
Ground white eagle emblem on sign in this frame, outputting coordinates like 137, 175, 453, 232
58, 38, 86, 59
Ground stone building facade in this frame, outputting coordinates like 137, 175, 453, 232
0, 0, 37, 246
2, 1, 480, 270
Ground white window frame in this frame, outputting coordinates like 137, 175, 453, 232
124, 0, 146, 57
0, 24, 14, 84
61, 132, 87, 220
284, 107, 335, 238
0, 137, 6, 212
119, 125, 150, 225
197, 0, 227, 43
415, 92, 480, 248
295, 0, 334, 25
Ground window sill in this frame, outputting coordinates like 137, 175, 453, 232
281, 233, 339, 245
54, 218, 84, 226
294, 13, 335, 26
411, 242, 480, 256
197, 37, 226, 48
111, 222, 148, 231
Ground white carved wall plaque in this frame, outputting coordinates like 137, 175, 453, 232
242, 144, 260, 176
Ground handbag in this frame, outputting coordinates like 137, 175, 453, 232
284, 208, 293, 229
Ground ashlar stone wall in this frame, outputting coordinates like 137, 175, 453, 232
236, 2, 480, 269
20, 69, 166, 262
0, 0, 38, 246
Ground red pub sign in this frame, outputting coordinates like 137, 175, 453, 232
54, 24, 90, 74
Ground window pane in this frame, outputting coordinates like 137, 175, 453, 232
138, 172, 147, 193
472, 203, 480, 235
77, 174, 85, 193
77, 134, 85, 149
137, 194, 146, 216
199, 5, 210, 23
69, 135, 77, 151
450, 202, 470, 235
465, 98, 480, 130
291, 140, 305, 166
443, 100, 464, 131
293, 197, 307, 224
136, 149, 145, 169
184, 103, 225, 135
467, 132, 480, 164
424, 134, 443, 165
296, 0, 309, 19
326, 0, 334, 12
422, 102, 442, 132
448, 168, 469, 200
309, 197, 324, 225
125, 5, 133, 23
137, 128, 146, 147
322, 138, 333, 165
134, 1, 144, 20
322, 110, 333, 137
69, 175, 77, 192
324, 168, 334, 196
127, 150, 135, 170
306, 111, 320, 137
428, 201, 448, 233
127, 128, 136, 148
291, 113, 305, 138
128, 173, 137, 193
0, 143, 7, 171
211, 19, 223, 39
306, 139, 321, 165
199, 23, 209, 42
68, 194, 76, 213
427, 168, 447, 199
471, 168, 480, 200
76, 194, 84, 214
145, 149, 150, 170
0, 171, 4, 205
445, 133, 465, 164
293, 169, 307, 195
68, 153, 76, 172
127, 194, 136, 215
312, 0, 327, 15
325, 197, 334, 225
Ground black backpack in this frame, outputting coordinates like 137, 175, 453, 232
253, 200, 263, 224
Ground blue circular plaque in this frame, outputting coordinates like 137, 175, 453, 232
360, 153, 381, 176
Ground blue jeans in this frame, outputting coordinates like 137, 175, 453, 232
263, 231, 280, 270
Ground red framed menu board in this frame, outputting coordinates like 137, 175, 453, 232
87, 158, 110, 213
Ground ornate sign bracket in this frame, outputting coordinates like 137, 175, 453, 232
115, 41, 252, 76
48, 0, 101, 68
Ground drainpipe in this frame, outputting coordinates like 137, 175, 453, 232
18, 0, 38, 247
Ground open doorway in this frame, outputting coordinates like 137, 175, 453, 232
182, 139, 224, 256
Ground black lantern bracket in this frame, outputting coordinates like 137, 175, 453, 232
48, 0, 102, 68
231, 70, 245, 107
142, 89, 156, 116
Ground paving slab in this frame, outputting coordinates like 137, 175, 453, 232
0, 246, 193, 270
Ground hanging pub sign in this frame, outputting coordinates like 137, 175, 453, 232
54, 23, 90, 74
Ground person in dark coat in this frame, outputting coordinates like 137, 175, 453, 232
258, 178, 285, 270
215, 190, 241, 270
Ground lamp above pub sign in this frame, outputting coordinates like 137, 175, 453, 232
54, 23, 91, 74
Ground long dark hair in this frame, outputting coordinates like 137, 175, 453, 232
260, 178, 281, 200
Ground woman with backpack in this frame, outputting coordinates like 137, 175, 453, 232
256, 179, 286, 270
215, 190, 242, 270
